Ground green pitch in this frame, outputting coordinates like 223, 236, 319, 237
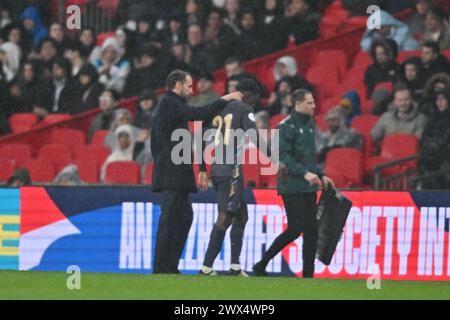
0, 271, 449, 300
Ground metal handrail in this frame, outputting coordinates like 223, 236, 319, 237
373, 154, 420, 190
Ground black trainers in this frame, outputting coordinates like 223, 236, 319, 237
252, 262, 267, 277
198, 269, 218, 276
227, 269, 249, 277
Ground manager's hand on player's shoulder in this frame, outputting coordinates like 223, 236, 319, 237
221, 91, 243, 101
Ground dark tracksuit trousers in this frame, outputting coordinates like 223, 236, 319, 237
260, 193, 318, 277
153, 190, 193, 273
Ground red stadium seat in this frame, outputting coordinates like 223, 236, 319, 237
352, 115, 380, 163
366, 134, 419, 175
397, 50, 421, 63
351, 115, 380, 137
315, 114, 328, 132
34, 114, 72, 128
74, 144, 111, 167
91, 130, 110, 145
96, 32, 116, 46
22, 159, 55, 183
73, 159, 99, 183
270, 114, 288, 129
243, 148, 261, 187
306, 66, 338, 99
38, 144, 73, 173
0, 158, 15, 181
104, 161, 140, 184
9, 113, 38, 133
143, 162, 154, 185
311, 50, 348, 81
0, 144, 32, 162
325, 148, 363, 188
443, 50, 450, 61
343, 16, 368, 29
51, 129, 86, 152
351, 51, 372, 69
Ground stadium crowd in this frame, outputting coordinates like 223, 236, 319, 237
0, 0, 449, 189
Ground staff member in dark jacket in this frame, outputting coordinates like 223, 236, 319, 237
253, 89, 334, 278
151, 69, 242, 274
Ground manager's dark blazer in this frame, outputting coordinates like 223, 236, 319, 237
151, 90, 226, 193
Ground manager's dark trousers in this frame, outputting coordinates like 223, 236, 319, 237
260, 193, 318, 277
153, 190, 193, 273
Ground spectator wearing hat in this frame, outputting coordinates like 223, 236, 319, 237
20, 5, 48, 49
44, 57, 80, 114
421, 8, 450, 50
340, 91, 362, 126
75, 63, 105, 113
123, 44, 165, 98
134, 90, 158, 130
419, 72, 450, 116
189, 73, 219, 107
93, 37, 130, 93
316, 106, 362, 164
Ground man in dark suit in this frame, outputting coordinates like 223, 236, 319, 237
151, 69, 242, 274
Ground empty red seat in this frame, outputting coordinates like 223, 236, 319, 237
73, 159, 99, 183
397, 50, 421, 63
325, 148, 363, 188
306, 66, 338, 99
0, 158, 15, 181
343, 16, 369, 29
351, 115, 380, 136
38, 144, 72, 172
270, 114, 288, 129
143, 162, 154, 185
0, 144, 32, 162
315, 114, 328, 132
351, 51, 372, 69
74, 144, 111, 167
366, 134, 419, 175
104, 161, 140, 184
9, 113, 38, 133
22, 159, 55, 183
51, 129, 86, 152
311, 50, 348, 81
91, 130, 110, 145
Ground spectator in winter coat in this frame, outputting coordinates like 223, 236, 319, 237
20, 6, 48, 49
75, 63, 105, 113
419, 87, 450, 189
421, 8, 450, 50
371, 85, 427, 143
361, 10, 418, 52
364, 39, 399, 97
396, 56, 425, 101
315, 106, 363, 163
93, 37, 130, 93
